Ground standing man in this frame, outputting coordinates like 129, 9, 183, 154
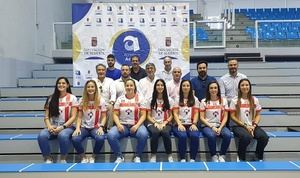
106, 54, 121, 80
130, 55, 147, 81
166, 67, 182, 100
93, 63, 117, 129
158, 56, 173, 83
115, 64, 141, 99
139, 63, 159, 100
218, 58, 247, 103
191, 61, 216, 101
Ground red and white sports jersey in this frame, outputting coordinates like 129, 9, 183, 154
78, 97, 107, 129
114, 94, 146, 125
173, 96, 200, 125
46, 94, 78, 126
229, 96, 262, 126
146, 97, 174, 123
200, 98, 228, 128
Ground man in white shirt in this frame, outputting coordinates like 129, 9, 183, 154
219, 58, 247, 103
166, 67, 182, 100
139, 63, 159, 100
158, 56, 173, 83
115, 64, 140, 99
93, 63, 117, 129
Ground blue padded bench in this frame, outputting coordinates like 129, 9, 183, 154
0, 161, 300, 173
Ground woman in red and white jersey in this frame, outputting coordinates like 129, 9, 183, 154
146, 79, 174, 162
107, 79, 149, 163
173, 80, 200, 162
37, 76, 78, 163
72, 80, 107, 163
200, 81, 231, 162
230, 78, 269, 161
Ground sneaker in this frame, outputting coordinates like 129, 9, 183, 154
114, 157, 124, 164
81, 157, 89, 163
150, 155, 156, 163
180, 159, 186, 162
45, 159, 53, 164
211, 155, 219, 162
218, 155, 226, 162
60, 159, 67, 164
190, 159, 195, 162
89, 157, 95, 163
133, 156, 141, 163
168, 155, 174, 162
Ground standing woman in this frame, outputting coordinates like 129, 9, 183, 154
199, 81, 231, 162
38, 77, 78, 163
107, 79, 149, 163
173, 80, 200, 162
72, 80, 107, 163
147, 79, 174, 162
230, 78, 269, 161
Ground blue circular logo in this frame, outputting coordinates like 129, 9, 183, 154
113, 29, 150, 65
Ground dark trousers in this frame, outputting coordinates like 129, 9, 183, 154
147, 124, 172, 154
232, 126, 269, 161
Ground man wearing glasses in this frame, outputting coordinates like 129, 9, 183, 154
191, 60, 216, 101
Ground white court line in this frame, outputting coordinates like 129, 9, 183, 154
203, 162, 209, 171
289, 161, 300, 169
10, 134, 23, 140
66, 163, 77, 172
246, 162, 257, 171
19, 163, 34, 172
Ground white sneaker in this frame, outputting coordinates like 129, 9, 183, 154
168, 155, 174, 162
89, 157, 95, 163
190, 159, 195, 162
211, 155, 219, 162
218, 155, 226, 162
60, 159, 67, 164
81, 158, 89, 163
133, 156, 141, 163
45, 159, 53, 164
150, 155, 156, 162
180, 159, 186, 162
114, 157, 124, 164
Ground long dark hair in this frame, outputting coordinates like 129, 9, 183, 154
205, 80, 221, 104
236, 78, 255, 120
179, 80, 195, 107
151, 79, 170, 111
45, 77, 72, 117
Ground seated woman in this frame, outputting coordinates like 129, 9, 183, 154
230, 78, 269, 161
37, 76, 78, 163
173, 80, 200, 162
107, 79, 149, 163
146, 79, 174, 162
72, 80, 107, 163
199, 81, 231, 162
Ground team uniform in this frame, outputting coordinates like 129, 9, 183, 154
172, 96, 200, 161
107, 94, 149, 160
199, 98, 231, 158
38, 93, 78, 157
229, 96, 269, 161
146, 98, 173, 156
72, 97, 107, 156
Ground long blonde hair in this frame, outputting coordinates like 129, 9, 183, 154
81, 80, 100, 112
236, 78, 255, 121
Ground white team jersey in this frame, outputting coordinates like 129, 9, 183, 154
114, 94, 146, 125
173, 96, 200, 125
229, 96, 262, 126
146, 97, 173, 123
78, 97, 107, 129
46, 94, 78, 126
200, 98, 228, 128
